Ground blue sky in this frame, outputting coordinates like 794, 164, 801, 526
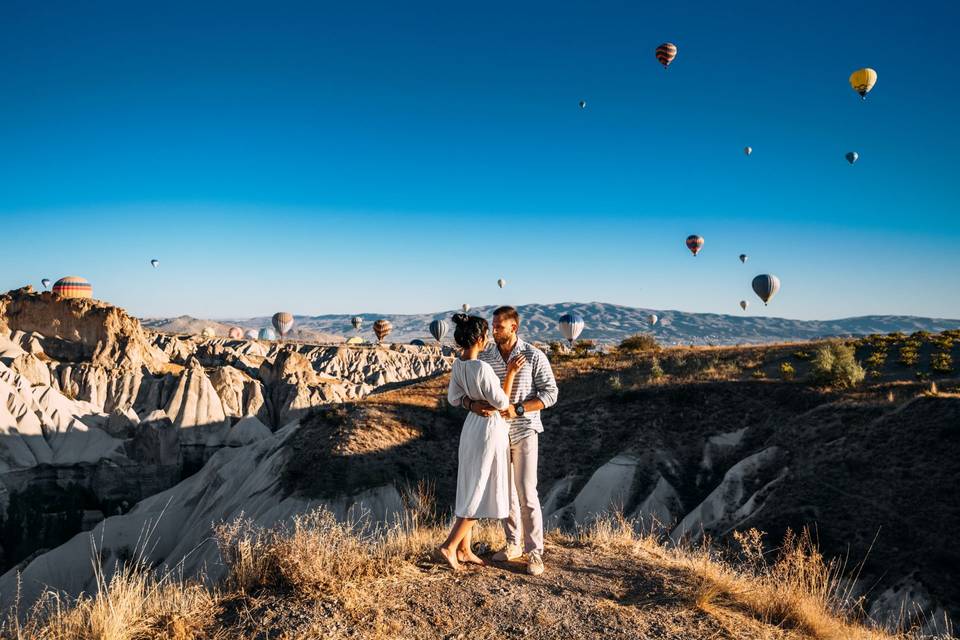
1, 0, 957, 320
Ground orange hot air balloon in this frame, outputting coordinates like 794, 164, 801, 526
52, 276, 93, 299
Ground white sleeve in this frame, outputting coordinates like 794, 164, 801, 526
478, 362, 511, 410
447, 368, 466, 407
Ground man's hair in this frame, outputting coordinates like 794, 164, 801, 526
493, 306, 520, 325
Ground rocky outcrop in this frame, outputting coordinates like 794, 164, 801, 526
0, 420, 404, 612
0, 287, 168, 371
0, 287, 456, 577
671, 447, 788, 543
209, 366, 268, 421
548, 454, 640, 528
631, 475, 684, 531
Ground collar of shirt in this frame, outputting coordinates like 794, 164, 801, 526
491, 337, 525, 364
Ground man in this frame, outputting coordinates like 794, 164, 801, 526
464, 306, 558, 576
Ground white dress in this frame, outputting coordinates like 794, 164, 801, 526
446, 358, 512, 519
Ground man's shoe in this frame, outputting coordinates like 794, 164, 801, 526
492, 543, 523, 562
527, 550, 544, 576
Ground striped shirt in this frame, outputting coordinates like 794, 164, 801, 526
479, 338, 559, 444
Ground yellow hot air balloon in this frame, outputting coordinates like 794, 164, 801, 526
849, 68, 877, 99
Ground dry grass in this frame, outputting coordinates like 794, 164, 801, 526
571, 514, 952, 640
3, 499, 952, 640
4, 542, 215, 640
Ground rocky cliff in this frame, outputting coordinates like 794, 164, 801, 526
0, 287, 453, 573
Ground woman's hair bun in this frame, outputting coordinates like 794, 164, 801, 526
451, 313, 489, 348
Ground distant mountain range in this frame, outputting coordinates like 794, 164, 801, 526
140, 302, 960, 346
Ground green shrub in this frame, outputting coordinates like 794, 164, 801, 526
865, 349, 887, 369
649, 356, 664, 381
779, 362, 795, 381
619, 333, 659, 352
897, 345, 920, 367
608, 375, 623, 391
811, 342, 865, 389
751, 368, 767, 379
931, 352, 954, 374
930, 335, 954, 351
791, 350, 812, 361
910, 330, 931, 341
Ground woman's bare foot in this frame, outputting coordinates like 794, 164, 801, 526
457, 549, 486, 566
437, 546, 461, 571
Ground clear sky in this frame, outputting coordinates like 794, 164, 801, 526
1, 0, 957, 320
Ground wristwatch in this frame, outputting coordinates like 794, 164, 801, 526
514, 402, 525, 417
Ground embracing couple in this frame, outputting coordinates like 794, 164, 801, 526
439, 306, 559, 575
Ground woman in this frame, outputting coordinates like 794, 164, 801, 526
439, 313, 525, 570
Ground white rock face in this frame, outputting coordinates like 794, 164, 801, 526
0, 420, 405, 612
0, 361, 119, 471
700, 427, 748, 473
631, 475, 684, 531
671, 446, 787, 543
225, 416, 272, 447
548, 454, 639, 527
163, 359, 229, 446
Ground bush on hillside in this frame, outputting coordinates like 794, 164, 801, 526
810, 342, 865, 389
897, 345, 920, 367
779, 362, 796, 381
865, 349, 887, 369
931, 352, 954, 374
648, 356, 664, 381
618, 333, 659, 352
573, 340, 596, 357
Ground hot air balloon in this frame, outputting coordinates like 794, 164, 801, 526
752, 274, 781, 305
429, 319, 447, 343
410, 339, 426, 347
497, 278, 506, 289
351, 316, 363, 331
648, 314, 659, 325
849, 68, 877, 99
272, 312, 294, 338
244, 329, 258, 340
150, 259, 159, 268
558, 313, 585, 345
739, 254, 748, 263
655, 42, 677, 69
228, 327, 243, 339
41, 278, 51, 289
461, 304, 470, 313
846, 151, 859, 165
258, 327, 277, 340
579, 100, 587, 109
740, 300, 749, 311
373, 319, 393, 343
744, 146, 752, 156
201, 327, 216, 339
52, 276, 93, 299
686, 235, 704, 256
